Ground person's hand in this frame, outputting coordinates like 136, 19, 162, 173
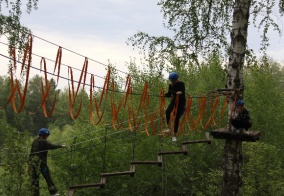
176, 91, 182, 95
61, 145, 68, 148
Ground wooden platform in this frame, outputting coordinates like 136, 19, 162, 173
68, 182, 105, 196
182, 139, 211, 145
158, 150, 188, 155
210, 128, 261, 142
69, 183, 105, 189
101, 171, 135, 177
131, 160, 162, 166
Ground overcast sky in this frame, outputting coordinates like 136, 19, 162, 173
1, 0, 284, 88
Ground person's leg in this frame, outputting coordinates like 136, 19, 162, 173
230, 119, 242, 129
31, 167, 40, 196
41, 166, 58, 195
166, 102, 175, 125
173, 105, 184, 135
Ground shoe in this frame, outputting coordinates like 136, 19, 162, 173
236, 129, 244, 133
172, 137, 177, 142
163, 128, 170, 134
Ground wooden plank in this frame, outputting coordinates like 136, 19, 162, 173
68, 189, 75, 196
181, 132, 211, 145
210, 128, 261, 142
182, 140, 211, 145
101, 171, 135, 177
101, 176, 106, 184
158, 150, 188, 155
69, 183, 105, 189
131, 161, 162, 166
130, 164, 135, 172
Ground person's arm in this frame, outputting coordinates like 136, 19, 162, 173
241, 109, 251, 122
164, 85, 172, 97
176, 82, 185, 95
45, 140, 66, 150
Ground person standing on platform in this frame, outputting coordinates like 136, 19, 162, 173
163, 72, 186, 142
29, 128, 67, 196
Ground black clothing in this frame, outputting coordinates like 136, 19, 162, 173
230, 107, 252, 130
164, 81, 186, 107
164, 81, 186, 133
30, 165, 57, 196
29, 137, 63, 196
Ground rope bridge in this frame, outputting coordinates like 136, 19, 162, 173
1, 35, 229, 136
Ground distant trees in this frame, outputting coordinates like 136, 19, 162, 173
0, 56, 284, 195
128, 1, 284, 195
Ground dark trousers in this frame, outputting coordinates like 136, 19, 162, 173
231, 119, 251, 130
30, 165, 58, 196
166, 101, 185, 134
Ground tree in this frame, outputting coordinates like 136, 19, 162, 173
0, 0, 38, 73
128, 0, 284, 195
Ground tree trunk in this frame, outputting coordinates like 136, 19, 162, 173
222, 0, 251, 195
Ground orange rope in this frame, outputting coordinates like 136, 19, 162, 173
7, 35, 32, 113
68, 67, 82, 120
218, 93, 229, 125
203, 94, 219, 129
149, 89, 165, 136
89, 68, 111, 125
110, 81, 123, 130
192, 96, 206, 130
89, 74, 95, 125
3, 37, 239, 136
40, 57, 57, 117
53, 47, 62, 84
182, 96, 194, 135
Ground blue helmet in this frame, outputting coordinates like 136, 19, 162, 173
168, 72, 179, 81
38, 128, 50, 136
236, 100, 244, 106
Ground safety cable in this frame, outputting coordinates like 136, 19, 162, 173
0, 94, 227, 155
0, 20, 129, 75
0, 51, 166, 98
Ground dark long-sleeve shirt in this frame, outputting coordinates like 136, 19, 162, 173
29, 138, 62, 167
231, 107, 252, 130
164, 81, 186, 106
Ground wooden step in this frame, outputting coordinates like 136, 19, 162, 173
131, 160, 162, 166
68, 189, 75, 196
101, 171, 135, 177
158, 150, 188, 155
210, 128, 261, 142
69, 183, 105, 189
182, 139, 211, 145
68, 183, 105, 196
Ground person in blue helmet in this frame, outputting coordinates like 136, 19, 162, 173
163, 72, 186, 142
29, 128, 67, 196
230, 100, 252, 133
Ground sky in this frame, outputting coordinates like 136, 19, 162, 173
0, 0, 284, 89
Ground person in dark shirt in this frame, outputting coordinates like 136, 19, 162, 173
163, 72, 186, 141
230, 100, 252, 132
29, 128, 67, 196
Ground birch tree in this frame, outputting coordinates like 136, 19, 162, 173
128, 0, 284, 195
0, 0, 38, 59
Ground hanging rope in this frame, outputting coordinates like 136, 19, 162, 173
0, 37, 232, 136
6, 34, 33, 113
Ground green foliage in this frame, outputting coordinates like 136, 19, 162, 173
0, 55, 284, 195
0, 125, 31, 196
241, 142, 284, 196
244, 61, 284, 147
128, 0, 283, 67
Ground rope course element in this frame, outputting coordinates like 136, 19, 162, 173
67, 132, 212, 195
0, 34, 231, 138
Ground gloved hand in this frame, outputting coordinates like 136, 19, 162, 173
176, 91, 182, 95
